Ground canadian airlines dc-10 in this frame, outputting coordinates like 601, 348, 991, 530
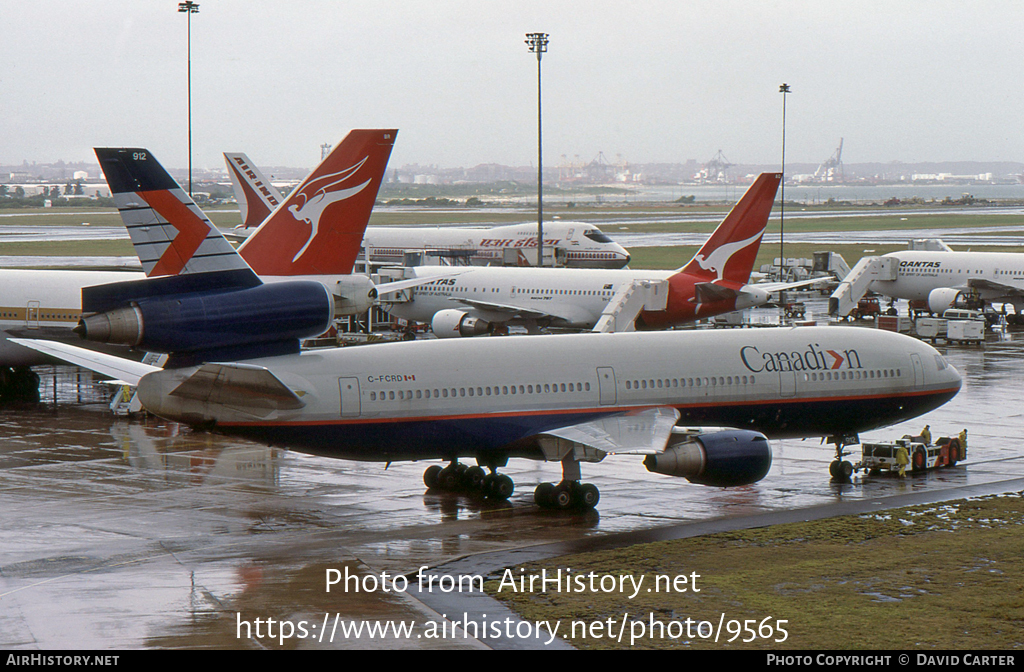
381, 173, 818, 336
15, 326, 961, 510
225, 152, 631, 269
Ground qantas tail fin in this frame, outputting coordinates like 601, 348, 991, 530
224, 152, 284, 229
678, 172, 781, 285
95, 147, 258, 282
238, 129, 397, 276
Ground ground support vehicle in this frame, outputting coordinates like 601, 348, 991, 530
857, 435, 965, 476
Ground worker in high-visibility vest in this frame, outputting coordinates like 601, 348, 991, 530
896, 443, 909, 478
921, 424, 932, 446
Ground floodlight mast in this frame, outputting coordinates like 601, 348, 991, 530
778, 82, 790, 281
526, 32, 549, 266
178, 1, 200, 197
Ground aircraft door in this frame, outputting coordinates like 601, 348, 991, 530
596, 367, 616, 405
910, 353, 924, 387
26, 301, 40, 329
779, 370, 796, 397
339, 377, 361, 417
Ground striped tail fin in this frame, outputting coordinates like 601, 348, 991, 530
95, 147, 258, 282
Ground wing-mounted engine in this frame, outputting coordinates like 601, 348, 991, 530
927, 287, 966, 315
76, 270, 334, 366
643, 428, 771, 486
431, 309, 494, 338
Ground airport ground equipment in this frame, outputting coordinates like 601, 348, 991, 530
829, 256, 892, 317
592, 279, 669, 333
915, 310, 985, 345
858, 434, 964, 475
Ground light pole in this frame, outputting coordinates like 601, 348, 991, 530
526, 32, 548, 266
178, 1, 200, 197
778, 82, 790, 282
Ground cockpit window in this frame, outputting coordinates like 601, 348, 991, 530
584, 229, 613, 243
935, 355, 947, 371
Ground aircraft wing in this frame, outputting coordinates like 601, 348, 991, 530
537, 407, 681, 458
967, 277, 1024, 298
170, 362, 305, 412
376, 272, 469, 296
9, 339, 160, 386
452, 296, 578, 323
750, 278, 828, 293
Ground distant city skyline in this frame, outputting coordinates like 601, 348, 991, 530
3, 2, 1024, 172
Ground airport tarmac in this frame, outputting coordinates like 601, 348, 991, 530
2, 327, 1024, 650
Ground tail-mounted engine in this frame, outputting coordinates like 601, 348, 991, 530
76, 270, 334, 364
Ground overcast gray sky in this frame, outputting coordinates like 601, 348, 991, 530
3, 1, 1022, 171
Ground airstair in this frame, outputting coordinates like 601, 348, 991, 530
828, 256, 896, 316
593, 280, 669, 333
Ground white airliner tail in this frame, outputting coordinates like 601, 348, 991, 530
224, 152, 284, 229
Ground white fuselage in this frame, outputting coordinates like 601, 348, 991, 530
138, 326, 961, 459
383, 265, 672, 328
0, 269, 144, 367
870, 250, 1024, 306
359, 221, 630, 269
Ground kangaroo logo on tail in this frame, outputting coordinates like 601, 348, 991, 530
693, 230, 764, 282
287, 156, 371, 262
237, 129, 397, 277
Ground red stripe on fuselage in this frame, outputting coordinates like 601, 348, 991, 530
216, 386, 960, 428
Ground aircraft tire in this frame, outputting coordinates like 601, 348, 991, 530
423, 465, 442, 489
464, 466, 487, 491
577, 483, 600, 509
534, 482, 555, 507
488, 474, 514, 500
437, 465, 461, 490
551, 483, 574, 510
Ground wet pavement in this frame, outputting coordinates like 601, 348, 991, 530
1, 328, 1024, 649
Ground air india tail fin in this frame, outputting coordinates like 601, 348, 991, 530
95, 147, 258, 282
224, 152, 284, 229
238, 129, 397, 276
678, 172, 781, 285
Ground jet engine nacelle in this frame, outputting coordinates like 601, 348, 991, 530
431, 309, 494, 338
927, 287, 965, 315
76, 281, 334, 354
332, 275, 377, 316
643, 429, 772, 486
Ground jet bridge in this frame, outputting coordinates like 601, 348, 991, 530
593, 280, 669, 333
828, 255, 896, 316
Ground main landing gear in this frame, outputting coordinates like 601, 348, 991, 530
534, 454, 600, 511
423, 461, 515, 500
0, 366, 41, 404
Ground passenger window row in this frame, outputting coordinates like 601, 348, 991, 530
804, 368, 900, 382
625, 375, 756, 390
369, 381, 593, 402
